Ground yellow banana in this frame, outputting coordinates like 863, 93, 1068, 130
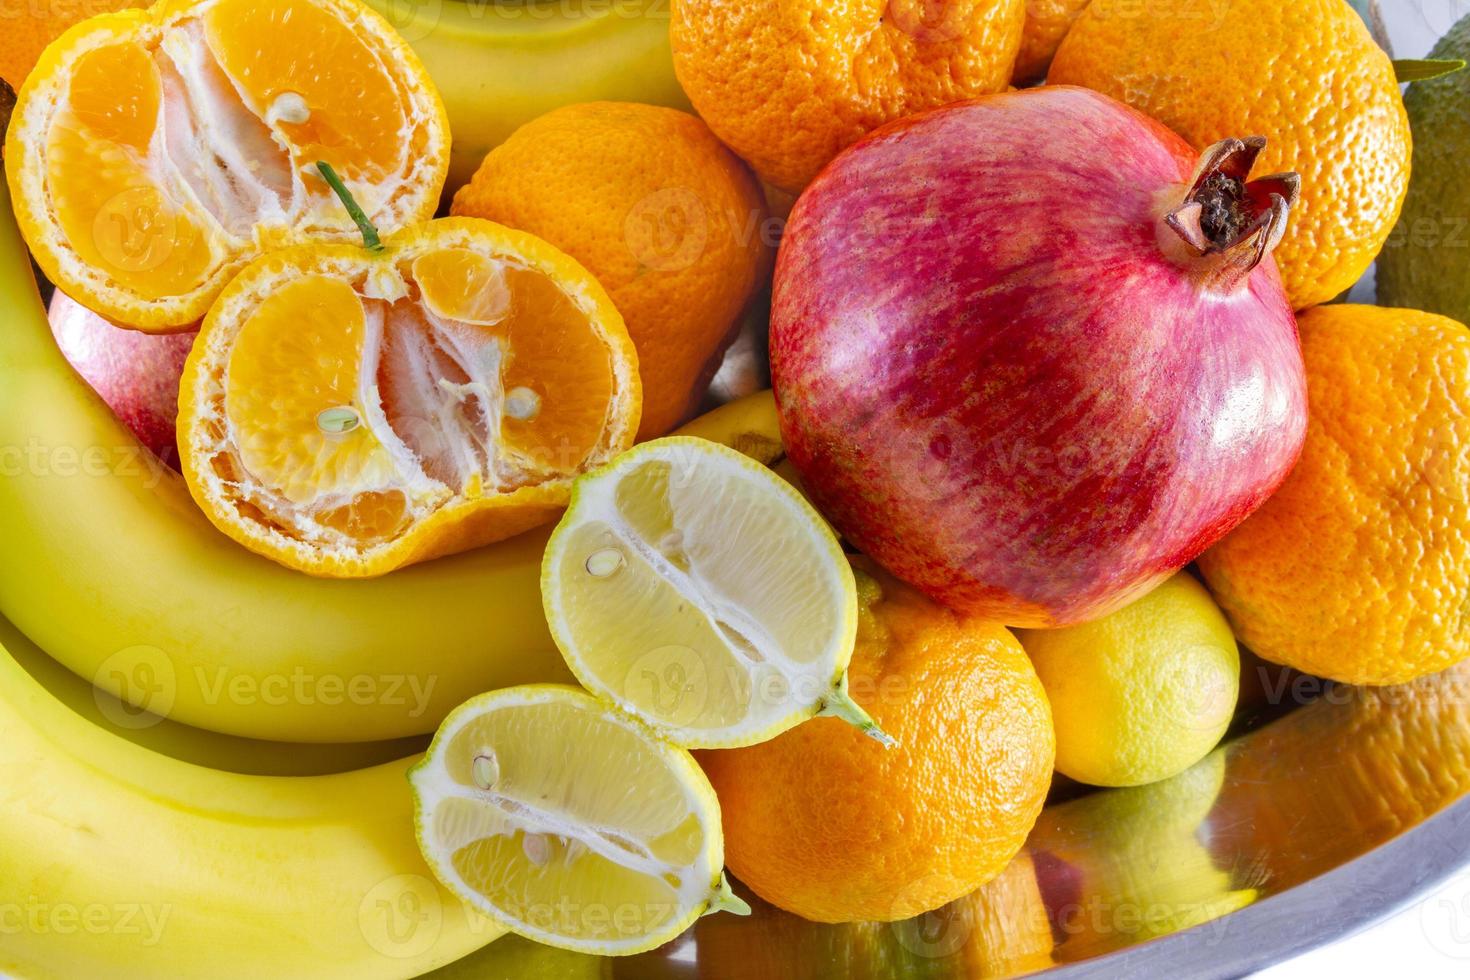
0, 627, 505, 980
0, 174, 781, 744
0, 612, 427, 775
361, 0, 691, 192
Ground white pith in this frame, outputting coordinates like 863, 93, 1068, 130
183, 226, 637, 565
546, 441, 858, 746
410, 687, 720, 955
10, 0, 447, 319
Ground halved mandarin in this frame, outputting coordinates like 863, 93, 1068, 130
178, 198, 641, 577
4, 0, 448, 331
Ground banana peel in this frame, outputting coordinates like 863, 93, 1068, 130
0, 623, 505, 980
0, 610, 428, 775
362, 0, 692, 195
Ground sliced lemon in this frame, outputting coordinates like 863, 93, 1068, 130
410, 685, 747, 956
541, 437, 886, 749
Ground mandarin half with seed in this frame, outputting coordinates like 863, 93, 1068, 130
5, 0, 448, 330
178, 198, 640, 578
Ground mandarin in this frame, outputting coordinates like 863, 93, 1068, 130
1012, 0, 1090, 83
1049, 0, 1409, 310
699, 558, 1054, 923
453, 103, 770, 439
1199, 305, 1470, 686
670, 0, 1025, 193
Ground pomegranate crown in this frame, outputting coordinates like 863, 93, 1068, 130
1163, 137, 1302, 291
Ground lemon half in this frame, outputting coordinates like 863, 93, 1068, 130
541, 437, 885, 749
409, 685, 746, 955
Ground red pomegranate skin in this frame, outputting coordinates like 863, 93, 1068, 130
49, 292, 195, 468
770, 86, 1307, 628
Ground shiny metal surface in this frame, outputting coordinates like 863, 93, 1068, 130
433, 661, 1470, 978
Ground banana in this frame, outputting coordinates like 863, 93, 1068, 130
0, 612, 427, 775
0, 174, 781, 744
0, 627, 506, 980
361, 0, 691, 193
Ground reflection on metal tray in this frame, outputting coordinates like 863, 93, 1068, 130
433, 662, 1470, 979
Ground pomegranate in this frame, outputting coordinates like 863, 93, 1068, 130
771, 86, 1307, 628
49, 292, 195, 467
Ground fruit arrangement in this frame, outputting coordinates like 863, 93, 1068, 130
2, 0, 1468, 975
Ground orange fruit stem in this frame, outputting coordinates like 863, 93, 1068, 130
316, 161, 384, 253
815, 674, 896, 748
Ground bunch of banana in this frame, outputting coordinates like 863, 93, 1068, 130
361, 0, 691, 192
0, 621, 505, 980
0, 176, 781, 745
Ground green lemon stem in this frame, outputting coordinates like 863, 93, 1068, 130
315, 161, 384, 253
703, 873, 752, 917
818, 674, 896, 748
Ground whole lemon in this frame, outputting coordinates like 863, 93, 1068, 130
1049, 0, 1410, 310
1019, 573, 1239, 788
700, 558, 1055, 924
452, 102, 771, 439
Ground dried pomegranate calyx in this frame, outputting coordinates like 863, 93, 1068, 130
1163, 137, 1302, 290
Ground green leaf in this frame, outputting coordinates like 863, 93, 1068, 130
1394, 59, 1468, 84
